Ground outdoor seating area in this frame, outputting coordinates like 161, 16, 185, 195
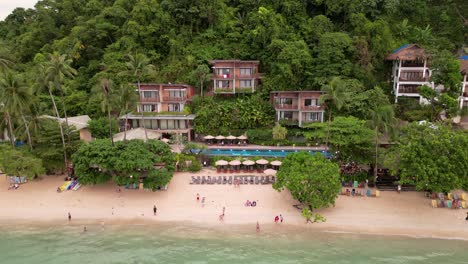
429, 192, 467, 209
203, 135, 248, 146
190, 175, 276, 185
214, 159, 281, 173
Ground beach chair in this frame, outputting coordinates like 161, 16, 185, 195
255, 176, 260, 184
461, 193, 467, 201
270, 176, 276, 184
228, 176, 233, 184
190, 176, 196, 184
260, 176, 265, 184
366, 189, 371, 197
438, 193, 445, 200
222, 176, 227, 184
431, 199, 437, 208
201, 176, 206, 184
196, 176, 201, 184
446, 200, 452, 208
263, 176, 270, 185
462, 201, 467, 209
217, 176, 222, 184
448, 193, 453, 200
361, 189, 366, 196
353, 181, 358, 188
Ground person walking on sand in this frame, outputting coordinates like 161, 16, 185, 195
256, 222, 260, 232
280, 214, 283, 223
222, 206, 226, 215
274, 215, 279, 223
153, 205, 157, 216
202, 197, 206, 207
466, 212, 468, 221
68, 212, 71, 221
397, 184, 401, 193
196, 193, 200, 201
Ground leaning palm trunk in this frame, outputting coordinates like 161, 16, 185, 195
20, 111, 33, 151
137, 80, 148, 141
325, 109, 332, 148
373, 127, 379, 180
124, 102, 129, 141
107, 98, 114, 145
48, 89, 68, 173
59, 90, 70, 145
5, 111, 14, 147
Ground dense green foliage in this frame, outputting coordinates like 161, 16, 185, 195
273, 152, 341, 211
88, 117, 119, 139
0, 145, 45, 179
384, 123, 468, 192
72, 139, 175, 190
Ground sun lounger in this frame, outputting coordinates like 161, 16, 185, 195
438, 193, 444, 200
222, 176, 227, 184
73, 183, 81, 191
228, 176, 233, 184
262, 176, 270, 185
375, 190, 380, 197
270, 176, 276, 183
431, 199, 437, 208
217, 176, 222, 184
201, 176, 206, 184
190, 176, 196, 184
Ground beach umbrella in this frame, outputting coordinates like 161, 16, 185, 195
242, 160, 255, 166
215, 160, 228, 166
237, 135, 248, 140
113, 128, 161, 142
204, 135, 215, 140
255, 159, 269, 165
226, 135, 236, 140
215, 135, 226, 140
271, 160, 282, 166
263, 168, 277, 175
229, 160, 241, 166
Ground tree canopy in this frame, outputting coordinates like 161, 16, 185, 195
273, 151, 341, 211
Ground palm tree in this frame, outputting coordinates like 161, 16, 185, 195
45, 52, 77, 145
115, 83, 138, 141
0, 55, 12, 72
369, 105, 396, 180
123, 52, 155, 141
0, 72, 33, 150
96, 77, 115, 145
319, 77, 348, 148
35, 63, 68, 171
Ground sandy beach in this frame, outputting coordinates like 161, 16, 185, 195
0, 169, 467, 240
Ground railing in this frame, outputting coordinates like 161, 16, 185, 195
140, 97, 160, 102
236, 87, 254, 93
212, 74, 234, 79
301, 105, 322, 111
214, 88, 235, 93
275, 104, 298, 110
399, 76, 430, 82
162, 96, 186, 102
279, 119, 299, 126
398, 87, 420, 94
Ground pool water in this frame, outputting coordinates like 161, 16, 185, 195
203, 148, 330, 157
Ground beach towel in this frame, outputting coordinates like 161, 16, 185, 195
461, 201, 467, 209
366, 189, 371, 197
431, 199, 437, 208
375, 190, 380, 197
446, 200, 452, 208
353, 181, 358, 188
462, 193, 467, 201
73, 183, 81, 191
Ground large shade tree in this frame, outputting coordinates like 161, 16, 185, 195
273, 151, 341, 211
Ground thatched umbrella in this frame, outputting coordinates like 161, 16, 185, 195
215, 135, 225, 145
215, 159, 228, 172
226, 135, 236, 145
203, 135, 214, 145
256, 159, 269, 172
237, 135, 248, 145
263, 168, 277, 176
242, 160, 255, 172
229, 160, 241, 172
270, 160, 282, 169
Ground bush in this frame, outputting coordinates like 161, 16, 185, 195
88, 117, 119, 139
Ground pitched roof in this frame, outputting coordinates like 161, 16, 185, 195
460, 56, 468, 74
386, 44, 426, 61
41, 115, 91, 131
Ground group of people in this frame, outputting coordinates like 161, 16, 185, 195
274, 214, 284, 223
245, 200, 257, 207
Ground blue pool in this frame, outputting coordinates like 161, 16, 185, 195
203, 148, 330, 158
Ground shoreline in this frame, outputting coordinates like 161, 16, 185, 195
1, 170, 467, 241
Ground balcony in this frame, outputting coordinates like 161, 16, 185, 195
398, 86, 420, 94
278, 118, 299, 126
463, 92, 468, 98
214, 88, 235, 94
236, 87, 254, 93
399, 76, 429, 82
163, 96, 186, 102
212, 74, 234, 79
301, 105, 323, 111
140, 97, 160, 102
275, 104, 298, 110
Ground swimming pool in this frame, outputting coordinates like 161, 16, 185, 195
203, 148, 330, 158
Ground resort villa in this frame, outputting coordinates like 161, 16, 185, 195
210, 60, 262, 94
386, 44, 435, 104
120, 83, 196, 141
459, 56, 468, 110
270, 91, 325, 127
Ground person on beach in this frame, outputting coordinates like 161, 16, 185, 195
280, 214, 283, 223
397, 185, 401, 193
196, 193, 200, 201
153, 205, 157, 216
202, 197, 206, 207
274, 216, 279, 223
83, 226, 87, 232
256, 222, 260, 232
223, 206, 226, 215
68, 212, 71, 221
466, 212, 468, 221
219, 213, 224, 221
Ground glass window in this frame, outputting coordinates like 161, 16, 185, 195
142, 104, 155, 112
240, 68, 252, 75
240, 80, 252, 87
167, 120, 175, 129
151, 120, 158, 129
142, 91, 158, 98
132, 119, 138, 128
168, 104, 181, 112
144, 119, 152, 129
179, 120, 186, 129
160, 120, 167, 130
217, 68, 231, 76
304, 98, 319, 106
305, 112, 320, 121
280, 112, 293, 119
275, 98, 292, 105
216, 80, 230, 88
169, 90, 185, 98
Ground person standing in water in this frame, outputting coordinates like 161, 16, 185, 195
256, 221, 260, 232
68, 212, 71, 221
153, 205, 157, 216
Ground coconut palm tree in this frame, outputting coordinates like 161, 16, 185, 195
35, 63, 68, 170
96, 77, 115, 145
0, 71, 33, 150
45, 52, 77, 145
122, 52, 155, 141
319, 77, 348, 148
369, 105, 396, 180
115, 83, 138, 141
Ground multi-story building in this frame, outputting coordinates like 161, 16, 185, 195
121, 83, 196, 141
459, 56, 468, 110
270, 91, 325, 127
210, 60, 261, 94
386, 44, 435, 103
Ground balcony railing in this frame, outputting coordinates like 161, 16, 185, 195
140, 97, 160, 102
212, 74, 234, 79
301, 105, 323, 111
236, 87, 254, 93
278, 118, 299, 126
399, 76, 430, 82
163, 96, 186, 102
214, 88, 235, 93
275, 104, 298, 110
398, 87, 420, 94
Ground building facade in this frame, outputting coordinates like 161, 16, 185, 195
270, 91, 325, 127
210, 60, 261, 94
386, 44, 435, 104
121, 83, 196, 141
459, 56, 468, 110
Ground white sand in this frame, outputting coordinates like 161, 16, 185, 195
0, 169, 467, 239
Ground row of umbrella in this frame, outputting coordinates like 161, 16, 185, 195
215, 159, 282, 166
204, 135, 248, 140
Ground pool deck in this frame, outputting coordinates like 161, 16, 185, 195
205, 143, 328, 151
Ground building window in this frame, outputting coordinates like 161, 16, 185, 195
280, 111, 293, 119
240, 80, 252, 88
179, 120, 186, 129
304, 98, 319, 106
142, 91, 158, 98
168, 90, 185, 98
168, 104, 181, 112
305, 112, 320, 122
240, 68, 252, 75
216, 68, 231, 77
275, 98, 293, 105
216, 80, 230, 88
142, 104, 156, 112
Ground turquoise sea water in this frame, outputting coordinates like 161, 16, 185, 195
0, 223, 467, 264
